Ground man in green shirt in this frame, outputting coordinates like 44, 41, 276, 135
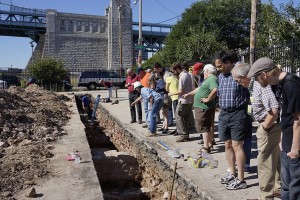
183, 64, 218, 153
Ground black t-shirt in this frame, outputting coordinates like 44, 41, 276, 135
280, 73, 300, 152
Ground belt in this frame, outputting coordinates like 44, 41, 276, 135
222, 105, 247, 112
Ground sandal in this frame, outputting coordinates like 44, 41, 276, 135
197, 147, 211, 155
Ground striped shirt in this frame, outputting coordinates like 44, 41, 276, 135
252, 81, 278, 121
218, 72, 250, 110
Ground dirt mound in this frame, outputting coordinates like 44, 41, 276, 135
0, 86, 71, 199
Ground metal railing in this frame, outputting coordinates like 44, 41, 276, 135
240, 38, 300, 74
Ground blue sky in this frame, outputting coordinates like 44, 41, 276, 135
0, 0, 294, 69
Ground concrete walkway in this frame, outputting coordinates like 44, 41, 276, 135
15, 95, 103, 200
83, 88, 271, 200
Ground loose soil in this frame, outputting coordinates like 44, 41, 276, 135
0, 85, 71, 199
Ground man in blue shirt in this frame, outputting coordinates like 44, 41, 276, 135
82, 94, 91, 119
216, 51, 251, 190
131, 81, 163, 137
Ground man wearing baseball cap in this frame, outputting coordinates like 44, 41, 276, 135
192, 62, 204, 87
248, 57, 300, 199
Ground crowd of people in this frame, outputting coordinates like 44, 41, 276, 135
123, 50, 300, 199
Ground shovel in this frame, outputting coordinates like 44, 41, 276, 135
157, 140, 181, 158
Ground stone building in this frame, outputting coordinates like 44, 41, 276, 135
43, 0, 132, 73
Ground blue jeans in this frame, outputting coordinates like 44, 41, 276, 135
149, 99, 163, 133
281, 151, 300, 200
144, 101, 150, 126
168, 105, 173, 126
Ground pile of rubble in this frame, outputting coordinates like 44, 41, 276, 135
0, 85, 71, 199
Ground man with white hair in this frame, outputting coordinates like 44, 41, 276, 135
183, 64, 218, 153
232, 62, 281, 199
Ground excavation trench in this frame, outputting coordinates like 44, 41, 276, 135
75, 95, 206, 200
75, 95, 149, 199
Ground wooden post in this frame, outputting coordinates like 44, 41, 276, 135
250, 0, 258, 65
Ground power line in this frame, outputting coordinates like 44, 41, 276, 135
157, 14, 182, 24
153, 0, 178, 16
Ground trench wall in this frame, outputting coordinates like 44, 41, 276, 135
96, 105, 213, 200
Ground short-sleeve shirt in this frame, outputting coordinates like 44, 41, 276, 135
252, 81, 278, 122
126, 74, 140, 93
140, 72, 151, 88
82, 96, 90, 107
193, 75, 218, 110
102, 81, 112, 88
166, 76, 179, 101
280, 73, 300, 152
218, 72, 250, 110
140, 87, 162, 102
178, 70, 194, 104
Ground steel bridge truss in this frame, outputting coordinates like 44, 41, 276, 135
132, 22, 172, 52
0, 3, 172, 52
0, 3, 46, 42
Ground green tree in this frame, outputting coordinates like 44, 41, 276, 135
151, 0, 251, 65
28, 58, 67, 83
256, 1, 300, 47
174, 31, 226, 62
143, 51, 168, 67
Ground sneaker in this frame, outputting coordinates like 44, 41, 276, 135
220, 172, 236, 184
145, 132, 157, 137
162, 128, 169, 134
158, 127, 164, 131
138, 119, 142, 124
142, 124, 148, 128
226, 178, 247, 190
175, 135, 189, 142
130, 119, 136, 123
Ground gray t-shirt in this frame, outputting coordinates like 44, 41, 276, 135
179, 70, 194, 104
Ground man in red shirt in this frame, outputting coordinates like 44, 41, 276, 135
99, 79, 113, 102
126, 68, 142, 124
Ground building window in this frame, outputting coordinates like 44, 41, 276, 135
60, 19, 66, 32
68, 20, 74, 32
76, 21, 82, 32
92, 22, 98, 33
100, 22, 106, 33
84, 21, 90, 32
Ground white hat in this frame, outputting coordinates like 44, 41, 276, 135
133, 81, 142, 89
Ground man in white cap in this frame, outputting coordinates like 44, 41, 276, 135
248, 57, 300, 200
131, 81, 163, 137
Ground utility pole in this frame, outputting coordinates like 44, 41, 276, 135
118, 5, 123, 76
134, 0, 143, 66
250, 0, 258, 65
30, 41, 34, 62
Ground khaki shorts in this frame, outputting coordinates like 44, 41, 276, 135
194, 107, 215, 133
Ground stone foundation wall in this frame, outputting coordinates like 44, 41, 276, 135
97, 106, 212, 200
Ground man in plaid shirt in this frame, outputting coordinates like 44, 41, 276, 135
216, 51, 251, 190
232, 63, 281, 199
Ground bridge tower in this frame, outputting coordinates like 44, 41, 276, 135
108, 0, 132, 73
42, 0, 132, 72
